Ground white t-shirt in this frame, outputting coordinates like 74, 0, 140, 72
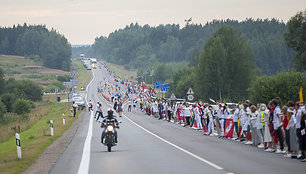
233, 108, 239, 122
289, 110, 297, 128
217, 107, 223, 119
250, 111, 258, 128
73, 103, 78, 109
256, 111, 263, 130
184, 106, 192, 117
193, 107, 200, 117
295, 109, 302, 129
207, 110, 214, 120
273, 106, 281, 130
152, 103, 158, 112
224, 108, 230, 119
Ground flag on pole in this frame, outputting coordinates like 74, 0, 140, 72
299, 86, 303, 102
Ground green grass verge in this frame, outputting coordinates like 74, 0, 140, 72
0, 60, 89, 174
105, 62, 137, 81
72, 60, 92, 91
0, 100, 79, 174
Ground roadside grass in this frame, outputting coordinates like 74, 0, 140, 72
72, 60, 92, 91
0, 55, 69, 87
0, 94, 66, 143
105, 62, 137, 82
0, 95, 79, 174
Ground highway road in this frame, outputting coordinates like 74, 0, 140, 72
49, 61, 306, 174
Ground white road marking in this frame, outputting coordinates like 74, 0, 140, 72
77, 69, 95, 174
123, 114, 224, 170
77, 111, 93, 174
99, 70, 225, 171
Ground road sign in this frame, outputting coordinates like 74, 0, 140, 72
164, 84, 170, 88
187, 95, 194, 101
187, 87, 194, 95
170, 93, 176, 99
63, 82, 72, 87
156, 81, 162, 85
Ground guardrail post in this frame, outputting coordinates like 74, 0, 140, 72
63, 114, 65, 125
50, 120, 54, 136
16, 133, 22, 159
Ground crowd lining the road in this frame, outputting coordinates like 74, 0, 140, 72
97, 61, 306, 162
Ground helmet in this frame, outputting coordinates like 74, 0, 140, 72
107, 108, 113, 118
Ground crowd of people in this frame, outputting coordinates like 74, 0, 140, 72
99, 60, 306, 162
130, 96, 306, 162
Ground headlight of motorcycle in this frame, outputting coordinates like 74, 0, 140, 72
107, 125, 114, 132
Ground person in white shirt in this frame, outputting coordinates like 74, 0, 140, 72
207, 106, 215, 136
217, 104, 224, 137
88, 100, 93, 112
183, 103, 192, 127
72, 101, 78, 117
192, 104, 202, 130
179, 103, 185, 125
295, 102, 305, 159
152, 101, 158, 118
285, 101, 299, 158
241, 103, 249, 142
232, 104, 240, 140
94, 102, 100, 118
271, 99, 285, 153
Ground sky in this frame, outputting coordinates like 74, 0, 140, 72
0, 0, 305, 45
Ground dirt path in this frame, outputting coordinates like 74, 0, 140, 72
22, 111, 85, 174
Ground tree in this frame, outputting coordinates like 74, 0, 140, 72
196, 25, 255, 102
1, 93, 17, 112
248, 72, 306, 105
284, 10, 306, 72
6, 79, 42, 101
12, 98, 32, 115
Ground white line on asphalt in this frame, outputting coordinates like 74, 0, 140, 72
77, 69, 95, 174
123, 114, 224, 170
98, 75, 224, 171
77, 111, 93, 174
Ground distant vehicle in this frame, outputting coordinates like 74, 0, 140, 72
168, 98, 186, 106
72, 93, 81, 99
74, 97, 85, 110
80, 54, 85, 59
90, 58, 97, 64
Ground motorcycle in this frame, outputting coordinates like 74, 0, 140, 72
104, 123, 116, 152
100, 120, 121, 152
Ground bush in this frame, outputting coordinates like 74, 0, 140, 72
44, 81, 65, 93
1, 93, 17, 112
6, 79, 42, 101
248, 72, 306, 105
12, 98, 33, 115
57, 75, 70, 82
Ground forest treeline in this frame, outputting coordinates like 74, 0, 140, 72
0, 24, 71, 71
78, 18, 295, 75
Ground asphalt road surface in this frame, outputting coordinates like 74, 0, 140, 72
50, 61, 306, 174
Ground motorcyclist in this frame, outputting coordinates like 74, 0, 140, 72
101, 108, 119, 144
